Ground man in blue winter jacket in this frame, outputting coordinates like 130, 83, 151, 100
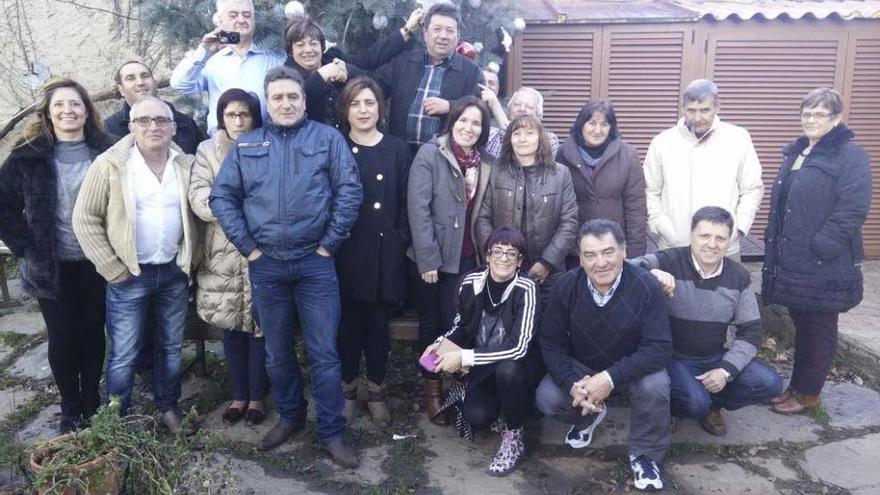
210, 66, 363, 467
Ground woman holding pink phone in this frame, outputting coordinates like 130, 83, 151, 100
421, 227, 541, 477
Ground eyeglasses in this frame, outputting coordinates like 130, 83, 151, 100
489, 247, 521, 260
800, 111, 834, 121
131, 116, 174, 128
224, 112, 253, 121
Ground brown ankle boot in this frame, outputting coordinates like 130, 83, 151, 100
769, 389, 794, 406
424, 379, 448, 426
772, 392, 821, 415
342, 379, 360, 422
366, 379, 391, 426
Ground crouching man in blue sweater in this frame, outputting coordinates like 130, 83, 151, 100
537, 219, 672, 491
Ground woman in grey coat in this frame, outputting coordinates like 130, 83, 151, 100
475, 114, 579, 288
408, 96, 492, 425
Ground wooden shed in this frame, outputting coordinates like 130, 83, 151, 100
507, 0, 880, 257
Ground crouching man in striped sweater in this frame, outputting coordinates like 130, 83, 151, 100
633, 206, 784, 437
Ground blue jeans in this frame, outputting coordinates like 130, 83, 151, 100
248, 252, 345, 444
105, 262, 188, 414
668, 353, 784, 418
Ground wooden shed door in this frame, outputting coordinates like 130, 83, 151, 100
844, 34, 880, 258
704, 30, 848, 242
514, 24, 600, 137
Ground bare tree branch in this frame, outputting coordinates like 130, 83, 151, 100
49, 0, 139, 20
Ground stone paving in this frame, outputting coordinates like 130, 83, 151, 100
1, 272, 880, 494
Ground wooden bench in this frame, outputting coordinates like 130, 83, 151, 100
0, 242, 20, 308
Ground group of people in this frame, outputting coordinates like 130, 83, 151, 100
0, 0, 871, 489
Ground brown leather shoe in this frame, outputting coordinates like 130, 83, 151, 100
325, 439, 359, 468
771, 393, 821, 415
700, 408, 727, 436
258, 418, 305, 451
425, 379, 448, 426
769, 389, 794, 406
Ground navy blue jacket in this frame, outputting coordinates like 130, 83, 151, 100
762, 124, 872, 313
209, 118, 363, 260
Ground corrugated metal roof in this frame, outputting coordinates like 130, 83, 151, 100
520, 0, 880, 23
669, 0, 880, 20
519, 0, 696, 23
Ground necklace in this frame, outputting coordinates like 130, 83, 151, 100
486, 276, 512, 307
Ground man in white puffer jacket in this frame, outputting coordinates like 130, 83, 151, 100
643, 79, 764, 260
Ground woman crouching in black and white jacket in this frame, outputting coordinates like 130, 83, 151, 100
422, 227, 542, 476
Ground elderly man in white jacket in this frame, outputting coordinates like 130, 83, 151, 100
643, 79, 764, 260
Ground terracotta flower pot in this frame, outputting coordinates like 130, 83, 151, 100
29, 433, 120, 495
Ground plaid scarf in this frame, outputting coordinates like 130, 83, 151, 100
450, 137, 481, 203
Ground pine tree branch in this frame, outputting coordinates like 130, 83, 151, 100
49, 0, 139, 20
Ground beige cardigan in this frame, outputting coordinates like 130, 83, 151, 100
73, 134, 198, 281
643, 116, 764, 255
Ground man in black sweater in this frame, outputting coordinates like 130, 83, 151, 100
105, 60, 204, 154
537, 219, 672, 492
633, 207, 783, 437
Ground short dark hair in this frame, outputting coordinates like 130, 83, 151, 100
216, 88, 263, 131
444, 96, 490, 149
484, 227, 527, 256
800, 87, 843, 116
690, 206, 734, 234
284, 17, 326, 59
336, 77, 386, 131
578, 219, 626, 248
424, 2, 462, 30
572, 99, 619, 146
114, 60, 152, 86
263, 66, 304, 96
499, 114, 555, 171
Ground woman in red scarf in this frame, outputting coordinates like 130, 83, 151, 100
408, 96, 492, 424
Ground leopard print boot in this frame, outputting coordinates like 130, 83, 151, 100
487, 427, 524, 477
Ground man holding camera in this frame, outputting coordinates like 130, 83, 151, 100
170, 0, 284, 135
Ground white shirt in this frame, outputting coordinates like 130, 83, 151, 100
129, 146, 183, 264
170, 44, 285, 135
691, 253, 724, 279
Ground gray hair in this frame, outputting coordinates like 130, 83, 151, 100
682, 79, 719, 106
578, 219, 626, 248
216, 0, 254, 14
507, 86, 544, 119
800, 87, 843, 115
130, 96, 173, 120
263, 66, 304, 96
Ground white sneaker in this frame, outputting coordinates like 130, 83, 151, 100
564, 403, 607, 449
629, 454, 664, 491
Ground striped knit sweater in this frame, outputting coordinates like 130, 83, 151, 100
633, 246, 763, 378
443, 268, 539, 367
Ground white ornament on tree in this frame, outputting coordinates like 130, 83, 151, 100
372, 14, 388, 30
486, 61, 500, 73
512, 17, 526, 31
473, 42, 483, 53
284, 1, 306, 20
468, 0, 481, 8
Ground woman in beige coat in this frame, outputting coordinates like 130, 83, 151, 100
189, 89, 268, 427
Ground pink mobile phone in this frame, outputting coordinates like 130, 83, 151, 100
419, 352, 440, 373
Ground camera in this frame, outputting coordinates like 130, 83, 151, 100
218, 31, 241, 45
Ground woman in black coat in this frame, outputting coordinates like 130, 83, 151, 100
762, 87, 872, 414
283, 10, 422, 129
0, 78, 116, 433
334, 78, 411, 425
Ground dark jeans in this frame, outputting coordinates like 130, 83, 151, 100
37, 260, 106, 420
413, 256, 477, 378
463, 360, 532, 430
338, 300, 391, 384
788, 308, 839, 396
248, 252, 345, 444
536, 365, 671, 461
668, 354, 783, 418
105, 262, 188, 414
223, 330, 269, 402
